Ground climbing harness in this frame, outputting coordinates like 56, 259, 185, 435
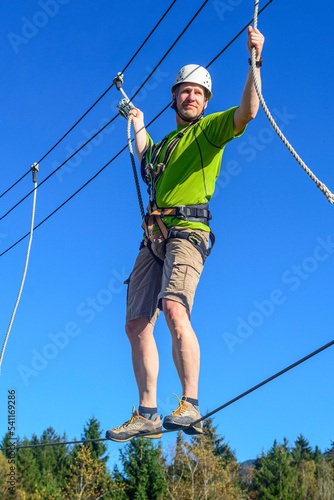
114, 73, 215, 263
251, 0, 334, 204
0, 164, 39, 374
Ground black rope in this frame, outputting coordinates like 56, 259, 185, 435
0, 0, 273, 258
1, 437, 107, 452
0, 0, 179, 200
1, 338, 333, 451
127, 116, 145, 219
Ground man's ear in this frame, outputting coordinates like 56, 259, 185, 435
204, 99, 208, 110
172, 92, 176, 104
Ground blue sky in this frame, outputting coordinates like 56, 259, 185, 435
1, 0, 333, 468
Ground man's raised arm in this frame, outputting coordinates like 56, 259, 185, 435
233, 26, 265, 136
129, 107, 149, 163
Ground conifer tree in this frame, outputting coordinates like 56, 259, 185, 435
1, 433, 13, 460
115, 437, 167, 499
34, 427, 68, 482
31, 473, 64, 500
325, 441, 334, 464
313, 445, 323, 464
291, 434, 314, 466
291, 434, 318, 499
15, 437, 41, 496
202, 417, 236, 464
81, 416, 109, 464
252, 439, 296, 499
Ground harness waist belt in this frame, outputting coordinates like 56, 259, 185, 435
148, 203, 211, 225
174, 204, 212, 224
142, 202, 212, 242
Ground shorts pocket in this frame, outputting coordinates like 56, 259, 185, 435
169, 261, 201, 294
124, 274, 131, 304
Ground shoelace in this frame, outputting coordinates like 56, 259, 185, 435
171, 393, 189, 415
115, 405, 139, 430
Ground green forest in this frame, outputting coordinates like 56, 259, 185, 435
1, 416, 333, 499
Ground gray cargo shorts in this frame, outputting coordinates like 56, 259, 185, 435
125, 228, 210, 325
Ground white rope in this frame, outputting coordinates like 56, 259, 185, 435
252, 0, 334, 204
0, 175, 38, 374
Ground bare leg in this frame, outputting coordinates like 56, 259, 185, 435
162, 299, 200, 399
125, 317, 159, 407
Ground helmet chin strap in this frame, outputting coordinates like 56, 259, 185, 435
171, 100, 205, 123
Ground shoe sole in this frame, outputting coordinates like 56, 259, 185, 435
183, 426, 203, 435
105, 430, 162, 442
163, 421, 203, 435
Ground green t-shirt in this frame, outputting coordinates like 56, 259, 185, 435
144, 106, 244, 231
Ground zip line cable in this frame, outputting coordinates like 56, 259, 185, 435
251, 0, 334, 204
0, 0, 213, 222
0, 0, 179, 200
0, 115, 119, 222
1, 337, 333, 450
0, 146, 125, 258
206, 0, 273, 69
121, 0, 178, 75
130, 0, 210, 102
0, 3, 274, 258
0, 165, 39, 375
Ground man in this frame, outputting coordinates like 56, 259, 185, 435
106, 26, 265, 442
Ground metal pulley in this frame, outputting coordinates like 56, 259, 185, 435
113, 72, 134, 119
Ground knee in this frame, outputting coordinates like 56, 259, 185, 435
162, 299, 189, 333
125, 317, 151, 342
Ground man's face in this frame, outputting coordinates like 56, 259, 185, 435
173, 82, 208, 121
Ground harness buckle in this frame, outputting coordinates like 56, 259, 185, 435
187, 232, 202, 246
175, 205, 187, 220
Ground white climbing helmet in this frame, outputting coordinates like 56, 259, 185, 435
171, 64, 212, 100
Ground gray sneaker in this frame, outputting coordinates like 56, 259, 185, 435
106, 406, 162, 442
163, 395, 203, 435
